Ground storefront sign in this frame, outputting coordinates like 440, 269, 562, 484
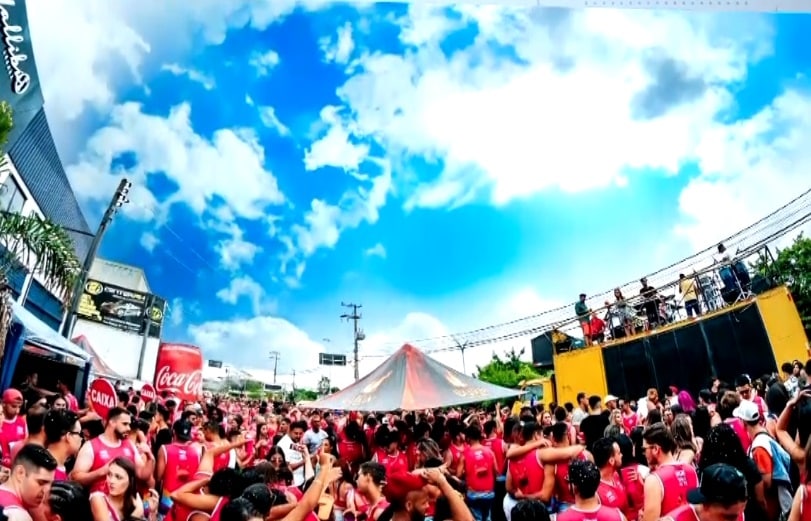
88, 378, 117, 419
77, 279, 165, 337
0, 0, 43, 149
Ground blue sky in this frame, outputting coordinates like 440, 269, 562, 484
25, 1, 811, 388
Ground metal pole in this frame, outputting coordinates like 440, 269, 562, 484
269, 351, 280, 384
353, 309, 360, 381
136, 293, 154, 380
60, 179, 131, 338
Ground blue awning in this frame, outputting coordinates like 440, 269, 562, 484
10, 301, 90, 365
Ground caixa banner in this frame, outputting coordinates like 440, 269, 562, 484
0, 0, 44, 148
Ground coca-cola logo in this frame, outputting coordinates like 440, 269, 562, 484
155, 365, 202, 396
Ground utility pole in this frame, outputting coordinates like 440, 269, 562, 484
341, 302, 363, 381
453, 336, 470, 375
136, 293, 156, 380
268, 351, 280, 384
61, 178, 131, 338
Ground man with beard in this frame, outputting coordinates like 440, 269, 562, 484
380, 468, 473, 521
70, 407, 154, 491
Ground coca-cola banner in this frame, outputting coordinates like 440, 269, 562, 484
153, 343, 203, 402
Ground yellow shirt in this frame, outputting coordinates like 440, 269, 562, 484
679, 277, 698, 301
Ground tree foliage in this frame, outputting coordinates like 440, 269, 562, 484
475, 348, 543, 388
755, 233, 811, 333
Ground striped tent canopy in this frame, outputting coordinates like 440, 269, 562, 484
308, 344, 521, 411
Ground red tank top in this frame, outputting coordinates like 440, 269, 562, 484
163, 443, 201, 492
448, 444, 464, 469
90, 491, 122, 521
800, 484, 811, 521
54, 467, 68, 482
0, 416, 27, 467
210, 497, 228, 521
597, 473, 628, 513
724, 418, 751, 452
378, 450, 408, 476
619, 465, 644, 521
557, 504, 624, 521
555, 453, 588, 504
483, 437, 506, 475
654, 462, 698, 515
338, 431, 364, 466
89, 437, 138, 492
464, 445, 496, 492
0, 487, 24, 514
665, 504, 744, 520
516, 450, 544, 494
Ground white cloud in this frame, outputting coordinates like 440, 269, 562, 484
216, 232, 262, 271
66, 103, 285, 227
161, 63, 216, 90
216, 275, 272, 315
250, 50, 281, 76
188, 315, 327, 388
140, 231, 159, 252
364, 243, 386, 258
169, 297, 185, 327
310, 7, 773, 216
26, 0, 333, 130
258, 106, 291, 136
286, 159, 391, 270
321, 22, 355, 64
673, 91, 811, 250
304, 106, 370, 172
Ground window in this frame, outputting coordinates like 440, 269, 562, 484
0, 175, 26, 214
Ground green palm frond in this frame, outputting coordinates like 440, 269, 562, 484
0, 211, 81, 303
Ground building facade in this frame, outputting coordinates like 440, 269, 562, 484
0, 0, 94, 330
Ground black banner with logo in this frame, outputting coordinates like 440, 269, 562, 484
0, 0, 44, 149
78, 279, 165, 337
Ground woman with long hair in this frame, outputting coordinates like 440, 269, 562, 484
670, 414, 698, 465
89, 457, 144, 521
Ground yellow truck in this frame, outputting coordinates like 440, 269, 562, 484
519, 285, 808, 408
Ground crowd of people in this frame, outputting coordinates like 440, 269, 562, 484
0, 359, 809, 521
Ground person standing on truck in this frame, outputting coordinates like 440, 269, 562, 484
575, 294, 591, 346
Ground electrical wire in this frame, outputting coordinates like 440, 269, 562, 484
365, 187, 811, 357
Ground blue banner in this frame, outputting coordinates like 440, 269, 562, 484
0, 0, 43, 148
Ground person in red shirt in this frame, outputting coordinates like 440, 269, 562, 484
640, 423, 698, 521
557, 459, 625, 521
0, 444, 57, 519
457, 426, 497, 521
0, 389, 27, 468
593, 438, 628, 516
661, 463, 747, 521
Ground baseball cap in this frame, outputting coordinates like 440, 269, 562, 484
604, 394, 619, 404
687, 463, 748, 505
2, 388, 22, 404
383, 472, 425, 504
173, 420, 193, 441
732, 400, 759, 423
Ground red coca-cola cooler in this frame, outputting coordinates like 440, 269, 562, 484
153, 343, 204, 402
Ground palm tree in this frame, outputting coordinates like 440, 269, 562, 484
0, 102, 81, 360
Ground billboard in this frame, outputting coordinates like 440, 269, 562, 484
0, 0, 44, 148
319, 353, 347, 366
77, 279, 165, 337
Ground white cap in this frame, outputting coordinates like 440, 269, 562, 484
732, 400, 760, 422
604, 394, 619, 404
